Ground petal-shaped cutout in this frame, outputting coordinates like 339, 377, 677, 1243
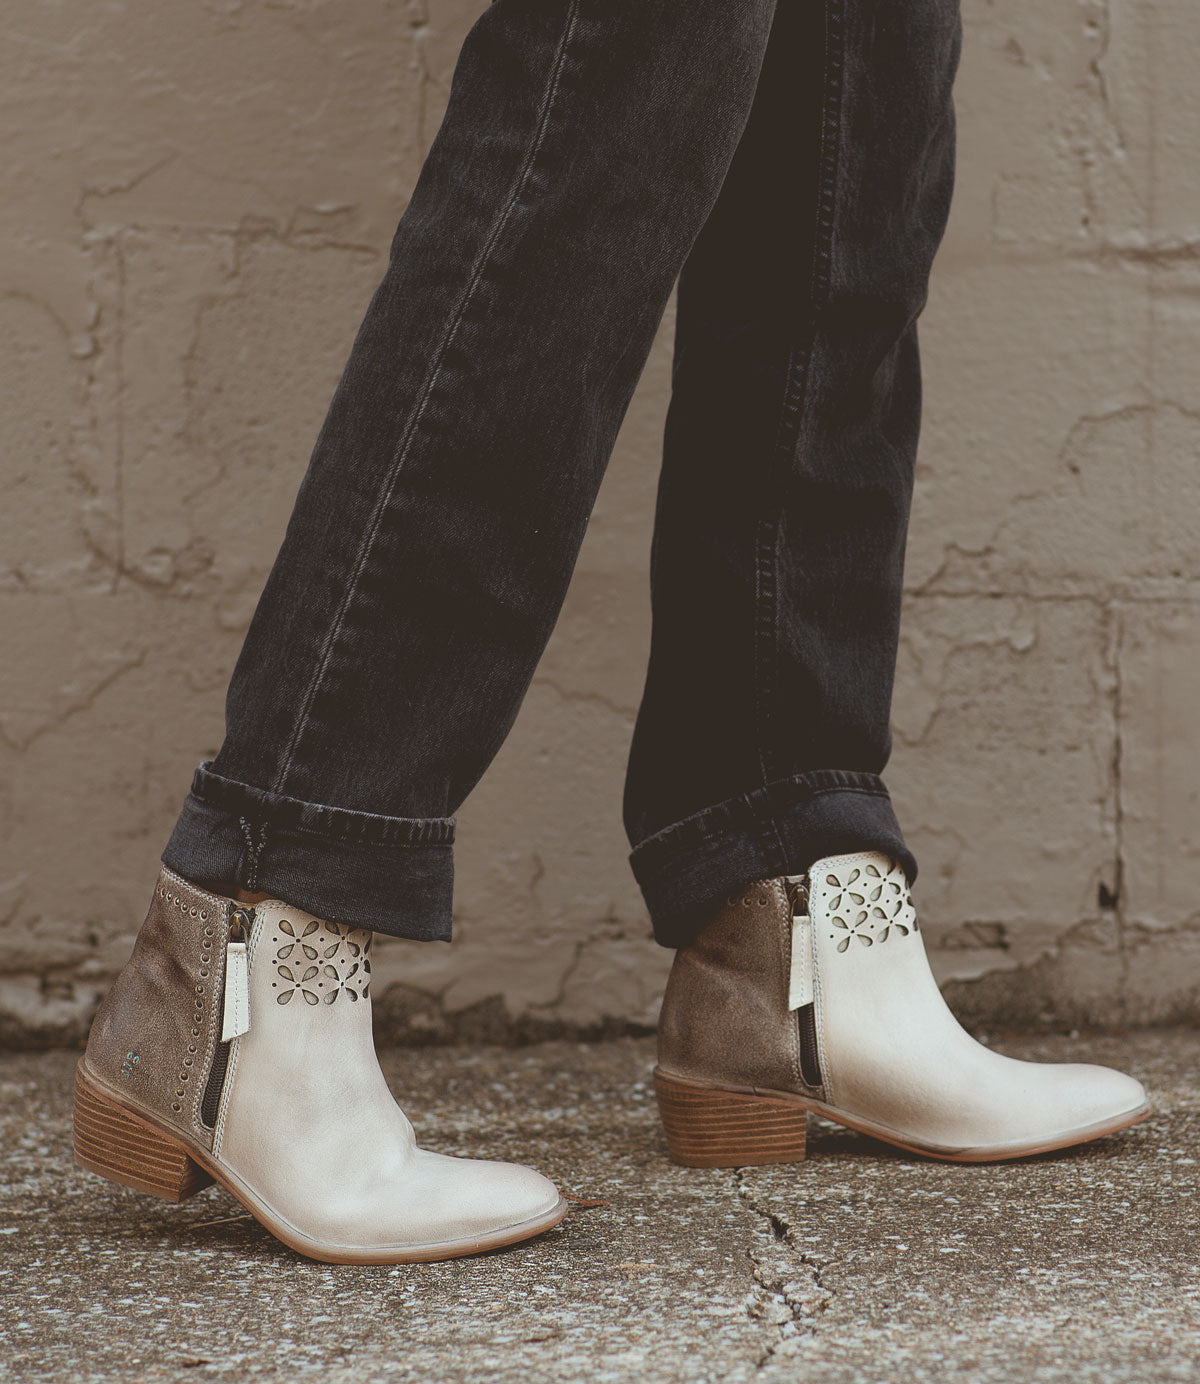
324, 965, 338, 979
302, 944, 318, 960
277, 990, 293, 1005
858, 934, 873, 947
348, 989, 359, 1001
878, 926, 890, 942
866, 864, 881, 877
276, 943, 294, 960
847, 869, 861, 885
348, 942, 361, 957
301, 920, 319, 937
279, 919, 295, 937
363, 959, 371, 974
826, 874, 841, 886
300, 965, 318, 981
849, 891, 865, 904
278, 964, 295, 982
323, 943, 339, 958
362, 983, 369, 998
896, 923, 909, 935
302, 989, 319, 1005
828, 893, 843, 910
346, 962, 359, 979
837, 936, 851, 952
324, 991, 337, 1005
832, 917, 849, 929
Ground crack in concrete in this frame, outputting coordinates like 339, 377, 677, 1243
735, 1169, 832, 1369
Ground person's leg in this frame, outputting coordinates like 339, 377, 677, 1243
624, 0, 958, 946
162, 0, 777, 941
641, 0, 1149, 1169
80, 0, 783, 1262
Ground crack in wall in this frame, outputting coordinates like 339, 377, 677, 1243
530, 674, 638, 720
1105, 602, 1130, 1021
408, 0, 434, 161
0, 647, 148, 753
109, 237, 127, 596
5, 0, 1200, 1046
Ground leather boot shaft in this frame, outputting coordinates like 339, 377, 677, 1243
84, 868, 234, 1153
655, 850, 1149, 1166
657, 877, 821, 1099
76, 868, 567, 1261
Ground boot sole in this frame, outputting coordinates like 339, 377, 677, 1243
654, 1066, 1152, 1167
73, 1060, 570, 1263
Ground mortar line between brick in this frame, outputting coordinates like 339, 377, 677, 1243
111, 235, 127, 596
1110, 603, 1130, 1018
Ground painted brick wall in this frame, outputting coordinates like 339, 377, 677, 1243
3, 1, 1198, 1044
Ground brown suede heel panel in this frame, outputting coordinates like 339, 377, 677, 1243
657, 878, 806, 1094
84, 867, 232, 1151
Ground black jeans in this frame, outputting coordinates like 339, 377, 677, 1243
164, 0, 962, 948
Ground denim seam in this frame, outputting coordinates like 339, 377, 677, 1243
754, 800, 785, 879
248, 822, 455, 848
630, 772, 891, 859
803, 785, 890, 799
194, 803, 455, 848
268, 0, 584, 798
753, 0, 847, 803
188, 763, 455, 846
236, 816, 269, 891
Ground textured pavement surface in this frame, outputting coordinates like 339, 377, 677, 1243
1, 1032, 1198, 1383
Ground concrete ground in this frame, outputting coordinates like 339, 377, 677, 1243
1, 1032, 1198, 1384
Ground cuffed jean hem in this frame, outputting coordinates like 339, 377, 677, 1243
628, 770, 918, 949
160, 761, 456, 941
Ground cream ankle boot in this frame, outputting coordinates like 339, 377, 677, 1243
655, 850, 1150, 1166
75, 867, 567, 1262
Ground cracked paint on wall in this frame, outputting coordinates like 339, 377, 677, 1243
2, 1, 1199, 1045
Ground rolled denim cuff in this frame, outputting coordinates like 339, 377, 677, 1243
161, 761, 455, 941
628, 769, 917, 949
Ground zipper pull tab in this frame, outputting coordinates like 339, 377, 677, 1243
785, 875, 813, 1011
220, 905, 254, 1042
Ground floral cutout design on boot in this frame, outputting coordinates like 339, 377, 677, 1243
271, 916, 372, 1007
75, 870, 566, 1263
824, 857, 917, 952
654, 850, 1150, 1168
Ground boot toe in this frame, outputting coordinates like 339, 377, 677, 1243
399, 1149, 564, 1246
1061, 1064, 1149, 1130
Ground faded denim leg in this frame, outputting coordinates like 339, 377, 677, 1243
164, 0, 779, 937
624, 0, 963, 945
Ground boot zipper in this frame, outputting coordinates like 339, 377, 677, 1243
797, 1002, 823, 1089
786, 873, 823, 1089
200, 904, 255, 1128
